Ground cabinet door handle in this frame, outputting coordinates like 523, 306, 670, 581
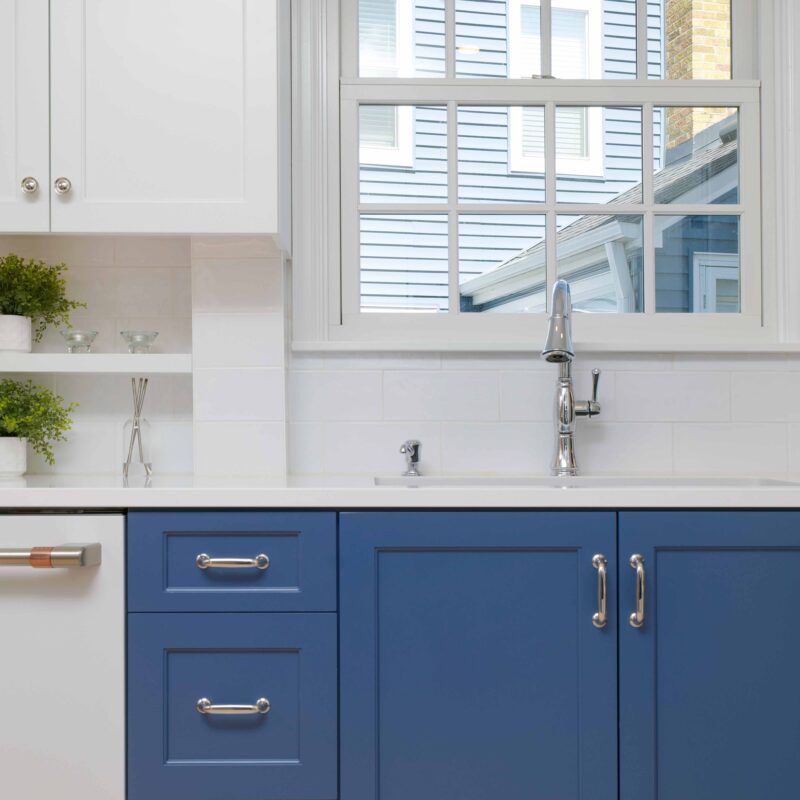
0, 543, 101, 568
195, 553, 270, 570
196, 697, 271, 716
591, 554, 608, 628
629, 554, 645, 628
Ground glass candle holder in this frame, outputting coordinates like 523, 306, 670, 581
120, 330, 158, 354
61, 330, 98, 353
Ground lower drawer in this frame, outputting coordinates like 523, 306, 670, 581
128, 612, 337, 800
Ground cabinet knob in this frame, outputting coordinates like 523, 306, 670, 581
20, 177, 39, 194
54, 177, 72, 195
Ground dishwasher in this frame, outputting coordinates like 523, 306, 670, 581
0, 513, 125, 800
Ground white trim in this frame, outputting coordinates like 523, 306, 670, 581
508, 0, 604, 176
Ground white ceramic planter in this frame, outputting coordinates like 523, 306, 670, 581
0, 437, 27, 477
0, 315, 32, 352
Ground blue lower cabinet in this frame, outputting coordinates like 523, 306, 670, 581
128, 612, 337, 800
620, 512, 800, 800
340, 511, 618, 800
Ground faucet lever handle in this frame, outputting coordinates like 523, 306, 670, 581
399, 440, 421, 477
591, 369, 600, 403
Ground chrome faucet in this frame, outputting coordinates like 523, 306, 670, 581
542, 280, 601, 476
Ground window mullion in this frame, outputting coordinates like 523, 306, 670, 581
447, 100, 459, 313
541, 0, 552, 77
545, 100, 557, 305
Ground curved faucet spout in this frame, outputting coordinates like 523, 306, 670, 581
542, 279, 574, 363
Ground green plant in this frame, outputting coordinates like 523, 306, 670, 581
0, 379, 77, 465
0, 254, 86, 342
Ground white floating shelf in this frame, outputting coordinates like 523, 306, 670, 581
0, 353, 192, 375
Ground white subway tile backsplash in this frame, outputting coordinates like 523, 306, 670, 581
194, 368, 285, 422
383, 371, 443, 420
290, 370, 382, 422
192, 257, 283, 312
114, 236, 190, 267
578, 423, 673, 475
673, 423, 788, 476
500, 371, 558, 422
616, 371, 730, 422
732, 372, 800, 422
441, 422, 552, 474
193, 314, 285, 368
194, 422, 286, 477
191, 236, 279, 260
289, 422, 327, 475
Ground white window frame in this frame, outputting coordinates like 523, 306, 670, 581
291, 0, 788, 352
508, 0, 604, 177
358, 0, 415, 167
693, 252, 740, 313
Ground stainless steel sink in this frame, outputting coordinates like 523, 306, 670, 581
374, 475, 800, 489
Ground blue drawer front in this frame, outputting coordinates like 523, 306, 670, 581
128, 612, 337, 800
127, 511, 336, 611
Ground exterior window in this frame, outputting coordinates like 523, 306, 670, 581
508, 1, 603, 176
316, 0, 762, 346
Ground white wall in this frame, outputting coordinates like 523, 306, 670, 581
0, 236, 193, 474
289, 351, 800, 478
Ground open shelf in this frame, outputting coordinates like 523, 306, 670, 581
0, 353, 192, 374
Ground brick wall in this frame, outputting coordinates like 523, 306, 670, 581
665, 0, 732, 150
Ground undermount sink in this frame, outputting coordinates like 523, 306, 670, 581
374, 476, 800, 489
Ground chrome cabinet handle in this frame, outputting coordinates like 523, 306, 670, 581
21, 177, 39, 194
196, 697, 271, 716
0, 543, 101, 568
591, 554, 608, 629
629, 554, 645, 628
54, 177, 72, 194
196, 553, 270, 570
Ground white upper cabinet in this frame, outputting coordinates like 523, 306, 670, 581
1, 0, 289, 240
0, 0, 50, 232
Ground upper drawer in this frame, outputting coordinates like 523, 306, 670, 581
127, 511, 336, 612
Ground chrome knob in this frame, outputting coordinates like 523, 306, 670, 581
20, 177, 39, 194
54, 177, 72, 195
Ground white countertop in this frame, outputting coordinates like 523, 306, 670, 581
1, 474, 800, 509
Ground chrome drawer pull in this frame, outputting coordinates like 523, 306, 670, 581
196, 553, 270, 570
591, 554, 608, 629
196, 697, 271, 716
0, 543, 101, 568
629, 554, 645, 628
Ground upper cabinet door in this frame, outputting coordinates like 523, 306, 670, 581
0, 0, 49, 232
49, 0, 283, 235
340, 511, 618, 800
619, 512, 800, 800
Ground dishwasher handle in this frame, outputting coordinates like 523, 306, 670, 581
0, 543, 102, 568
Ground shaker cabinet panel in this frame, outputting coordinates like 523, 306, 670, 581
49, 0, 285, 235
619, 511, 800, 800
340, 511, 618, 800
0, 0, 49, 232
128, 612, 337, 800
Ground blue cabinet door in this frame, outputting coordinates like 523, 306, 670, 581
620, 511, 800, 800
340, 511, 617, 800
128, 612, 337, 800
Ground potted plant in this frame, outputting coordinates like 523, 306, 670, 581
0, 254, 85, 352
0, 379, 77, 476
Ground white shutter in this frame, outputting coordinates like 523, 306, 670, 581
360, 105, 398, 149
